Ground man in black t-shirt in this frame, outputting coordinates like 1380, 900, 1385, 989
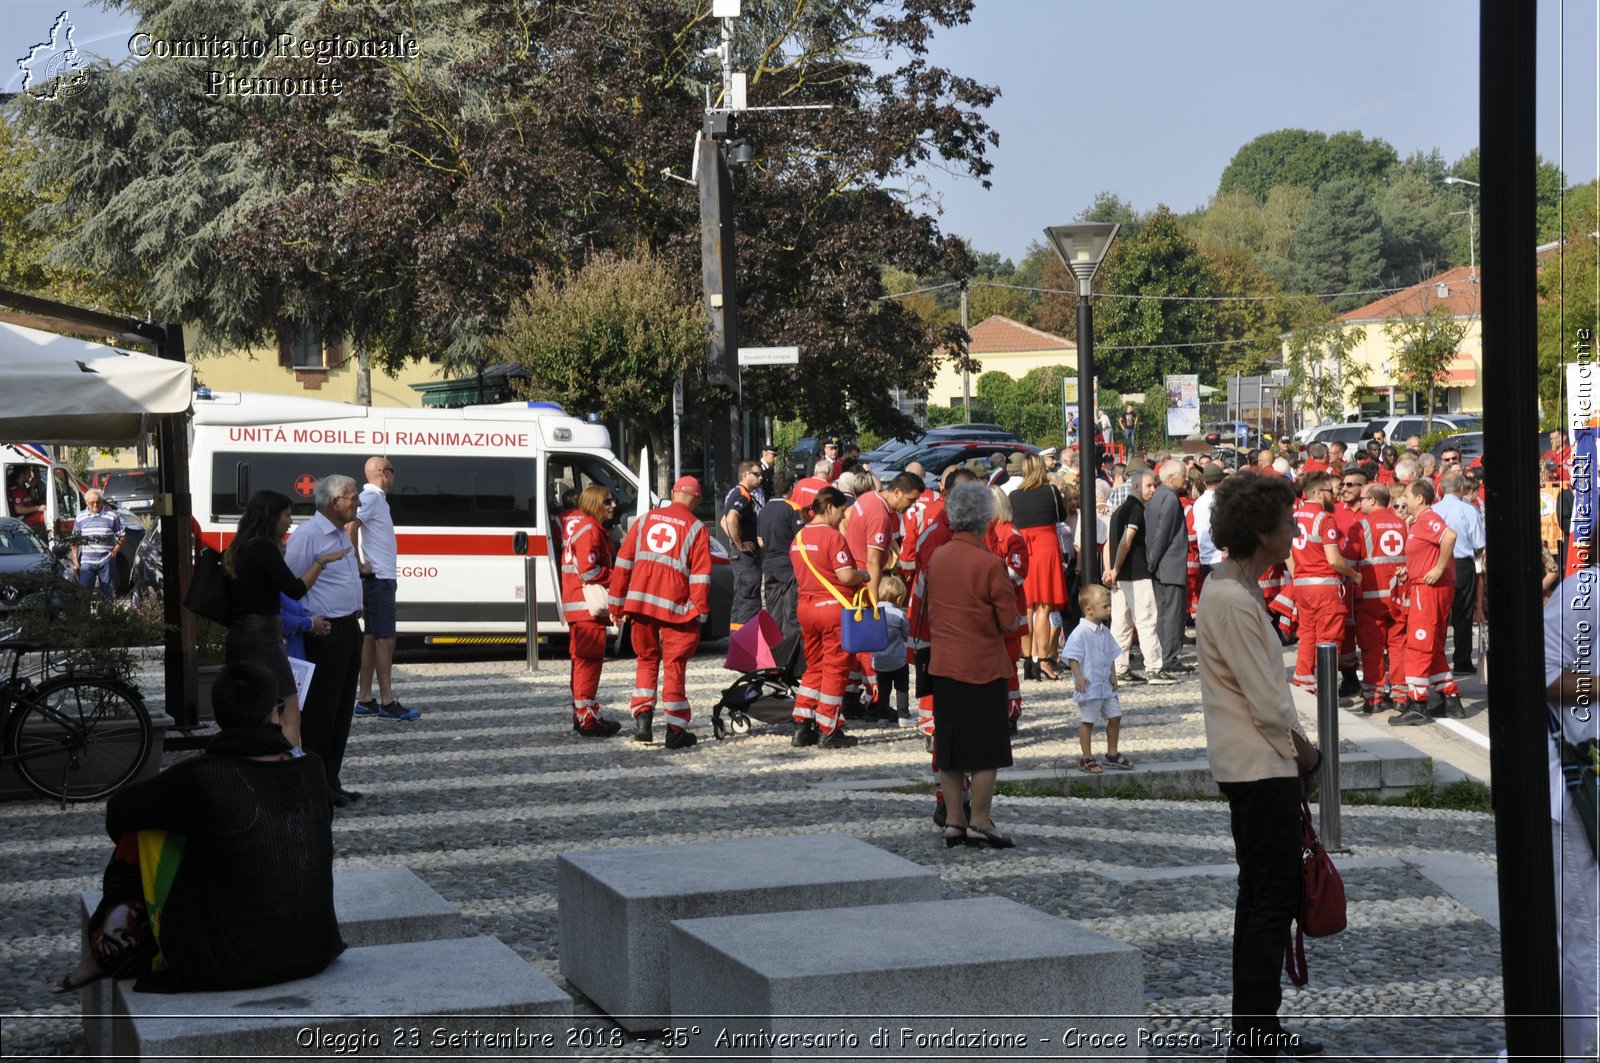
721, 460, 765, 630
1102, 469, 1172, 684
755, 470, 804, 642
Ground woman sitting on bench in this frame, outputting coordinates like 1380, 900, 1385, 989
56, 661, 345, 994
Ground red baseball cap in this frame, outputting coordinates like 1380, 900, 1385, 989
791, 476, 829, 508
671, 475, 702, 497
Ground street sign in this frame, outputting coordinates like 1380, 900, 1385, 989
737, 346, 799, 366
672, 377, 684, 416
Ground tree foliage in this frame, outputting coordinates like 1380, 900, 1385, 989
1384, 304, 1468, 428
1093, 205, 1216, 394
1536, 180, 1600, 411
1217, 128, 1397, 203
1285, 178, 1387, 310
974, 365, 1070, 445
14, 0, 997, 441
1281, 299, 1368, 424
492, 250, 701, 496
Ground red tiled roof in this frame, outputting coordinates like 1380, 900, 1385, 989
1338, 266, 1481, 322
966, 315, 1075, 355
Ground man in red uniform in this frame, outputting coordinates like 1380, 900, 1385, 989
1389, 479, 1463, 725
1331, 469, 1368, 699
1287, 471, 1358, 689
1300, 441, 1330, 477
1544, 428, 1573, 487
1349, 482, 1408, 714
843, 472, 924, 723
607, 476, 712, 749
1327, 440, 1348, 475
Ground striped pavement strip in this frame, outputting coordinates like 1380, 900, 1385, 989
1077, 895, 1484, 944
1149, 975, 1505, 1019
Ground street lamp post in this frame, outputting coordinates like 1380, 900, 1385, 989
1044, 222, 1119, 588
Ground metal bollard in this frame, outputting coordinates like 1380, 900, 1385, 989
524, 555, 539, 673
1314, 641, 1342, 850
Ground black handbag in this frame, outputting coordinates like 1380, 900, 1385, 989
184, 546, 233, 625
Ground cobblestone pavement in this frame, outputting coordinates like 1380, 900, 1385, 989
1, 649, 1505, 1060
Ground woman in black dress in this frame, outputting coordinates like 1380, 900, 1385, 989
222, 490, 348, 749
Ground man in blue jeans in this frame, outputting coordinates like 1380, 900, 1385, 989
71, 489, 125, 597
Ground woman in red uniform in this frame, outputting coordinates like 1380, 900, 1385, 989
791, 487, 866, 750
560, 484, 623, 737
986, 486, 1029, 732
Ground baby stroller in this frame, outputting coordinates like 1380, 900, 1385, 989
711, 611, 807, 739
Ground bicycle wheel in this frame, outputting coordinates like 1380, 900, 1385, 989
8, 676, 153, 802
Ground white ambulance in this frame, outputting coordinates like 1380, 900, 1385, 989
188, 392, 732, 644
2, 443, 89, 544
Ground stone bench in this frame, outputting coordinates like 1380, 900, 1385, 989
669, 896, 1143, 1062
111, 936, 571, 1060
557, 833, 940, 1032
79, 867, 464, 1058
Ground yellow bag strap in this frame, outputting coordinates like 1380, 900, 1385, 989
794, 526, 878, 618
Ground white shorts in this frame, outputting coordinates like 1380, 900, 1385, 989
1077, 696, 1122, 725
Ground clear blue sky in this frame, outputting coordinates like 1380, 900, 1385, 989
914, 0, 1597, 262
5, 0, 1595, 266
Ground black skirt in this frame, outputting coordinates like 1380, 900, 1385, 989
931, 674, 1013, 772
225, 613, 296, 698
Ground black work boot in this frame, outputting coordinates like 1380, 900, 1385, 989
663, 726, 698, 750
1337, 670, 1361, 700
633, 711, 654, 744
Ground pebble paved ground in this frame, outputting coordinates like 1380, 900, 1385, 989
1, 647, 1505, 1060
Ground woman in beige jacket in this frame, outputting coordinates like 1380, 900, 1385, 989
1196, 471, 1324, 1062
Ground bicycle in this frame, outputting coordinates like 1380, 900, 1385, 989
0, 635, 153, 805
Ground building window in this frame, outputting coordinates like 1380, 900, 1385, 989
290, 323, 323, 369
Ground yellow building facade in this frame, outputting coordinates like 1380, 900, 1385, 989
930, 316, 1076, 409
187, 330, 445, 408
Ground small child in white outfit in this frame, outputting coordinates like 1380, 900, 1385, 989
1063, 584, 1134, 772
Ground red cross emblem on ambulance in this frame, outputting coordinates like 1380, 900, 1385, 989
294, 474, 316, 497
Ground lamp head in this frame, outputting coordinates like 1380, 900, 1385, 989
1043, 222, 1120, 297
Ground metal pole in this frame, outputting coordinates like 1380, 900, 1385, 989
1480, 0, 1560, 1055
961, 282, 971, 420
1314, 641, 1342, 852
672, 376, 683, 483
524, 555, 539, 672
1076, 290, 1100, 589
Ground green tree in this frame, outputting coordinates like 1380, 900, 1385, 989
1218, 128, 1397, 203
16, 0, 997, 441
1285, 178, 1387, 309
1280, 299, 1369, 425
1384, 305, 1468, 431
1374, 170, 1455, 286
1076, 190, 1144, 240
492, 250, 701, 497
1204, 246, 1292, 381
1536, 180, 1600, 410
1449, 148, 1567, 243
1094, 205, 1217, 394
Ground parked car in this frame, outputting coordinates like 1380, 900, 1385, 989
0, 515, 72, 626
919, 422, 1024, 443
1298, 422, 1368, 448
1362, 414, 1479, 444
877, 441, 1040, 493
94, 467, 160, 514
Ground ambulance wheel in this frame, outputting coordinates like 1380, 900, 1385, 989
729, 712, 752, 736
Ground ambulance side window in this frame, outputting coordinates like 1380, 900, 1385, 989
545, 454, 638, 550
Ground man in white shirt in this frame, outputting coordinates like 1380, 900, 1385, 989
1192, 463, 1226, 579
285, 475, 366, 806
351, 457, 416, 720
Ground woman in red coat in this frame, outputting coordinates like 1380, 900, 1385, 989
985, 486, 1029, 732
791, 487, 867, 749
561, 484, 623, 737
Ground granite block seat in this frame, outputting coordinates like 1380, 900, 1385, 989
557, 833, 940, 1032
110, 936, 571, 1060
77, 867, 464, 1058
669, 896, 1143, 1062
